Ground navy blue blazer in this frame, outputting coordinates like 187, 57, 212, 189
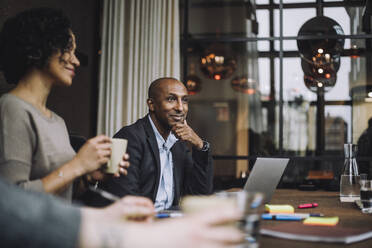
100, 115, 213, 207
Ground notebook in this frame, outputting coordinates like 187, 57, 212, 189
243, 158, 289, 203
260, 222, 372, 244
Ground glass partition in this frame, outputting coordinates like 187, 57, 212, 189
181, 0, 372, 188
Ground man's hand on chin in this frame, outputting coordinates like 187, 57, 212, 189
171, 120, 203, 149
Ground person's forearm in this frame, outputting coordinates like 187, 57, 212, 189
79, 208, 127, 248
41, 158, 85, 194
183, 148, 213, 195
193, 136, 203, 150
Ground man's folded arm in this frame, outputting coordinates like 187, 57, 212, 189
183, 146, 214, 195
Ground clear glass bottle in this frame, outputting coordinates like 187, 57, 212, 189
340, 143, 360, 202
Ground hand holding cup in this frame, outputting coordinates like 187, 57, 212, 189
75, 136, 129, 181
104, 138, 128, 174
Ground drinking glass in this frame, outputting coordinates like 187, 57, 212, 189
182, 191, 264, 248
340, 144, 360, 202
215, 191, 264, 248
360, 180, 372, 213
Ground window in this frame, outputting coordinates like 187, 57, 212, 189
181, 0, 372, 187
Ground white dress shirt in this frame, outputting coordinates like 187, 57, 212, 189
148, 116, 178, 211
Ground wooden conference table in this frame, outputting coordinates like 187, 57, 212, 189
260, 189, 372, 248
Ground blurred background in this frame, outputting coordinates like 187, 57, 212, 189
180, 0, 372, 190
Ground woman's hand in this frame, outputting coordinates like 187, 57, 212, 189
42, 135, 127, 194
102, 195, 155, 223
89, 153, 130, 181
72, 135, 112, 175
122, 207, 245, 248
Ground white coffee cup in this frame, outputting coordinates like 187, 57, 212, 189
105, 138, 128, 174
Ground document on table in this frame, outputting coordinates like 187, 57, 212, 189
260, 222, 372, 244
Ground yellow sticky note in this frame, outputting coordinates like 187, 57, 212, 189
303, 217, 339, 226
265, 204, 294, 214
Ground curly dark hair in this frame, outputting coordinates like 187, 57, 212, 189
0, 8, 73, 84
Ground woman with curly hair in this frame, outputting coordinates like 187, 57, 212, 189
0, 8, 246, 248
0, 8, 129, 201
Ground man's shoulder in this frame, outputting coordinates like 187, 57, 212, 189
113, 117, 148, 138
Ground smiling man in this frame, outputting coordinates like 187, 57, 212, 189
98, 77, 213, 210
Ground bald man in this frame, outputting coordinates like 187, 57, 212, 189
97, 77, 213, 210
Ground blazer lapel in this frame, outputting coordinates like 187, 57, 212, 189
142, 116, 161, 199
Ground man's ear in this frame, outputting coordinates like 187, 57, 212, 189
147, 98, 154, 111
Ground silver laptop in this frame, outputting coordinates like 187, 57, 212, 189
243, 158, 289, 203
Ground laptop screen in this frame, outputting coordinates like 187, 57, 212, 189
243, 158, 289, 203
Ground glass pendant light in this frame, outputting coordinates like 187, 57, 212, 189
200, 43, 237, 80
297, 16, 344, 93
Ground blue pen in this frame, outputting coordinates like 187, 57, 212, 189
156, 212, 183, 218
156, 213, 171, 218
261, 214, 303, 221
261, 213, 323, 220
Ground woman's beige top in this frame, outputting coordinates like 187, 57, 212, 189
0, 94, 76, 201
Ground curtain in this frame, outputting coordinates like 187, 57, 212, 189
97, 0, 180, 136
